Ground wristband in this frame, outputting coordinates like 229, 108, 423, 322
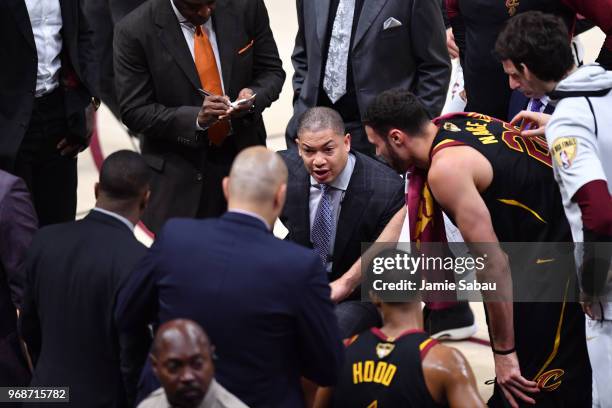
492, 347, 516, 355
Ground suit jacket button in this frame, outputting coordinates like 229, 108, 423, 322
196, 173, 203, 181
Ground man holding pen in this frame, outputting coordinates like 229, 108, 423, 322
114, 0, 285, 233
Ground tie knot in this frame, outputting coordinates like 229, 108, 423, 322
320, 184, 331, 193
530, 98, 544, 112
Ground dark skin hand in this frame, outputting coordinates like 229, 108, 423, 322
57, 103, 96, 157
197, 88, 255, 127
197, 94, 231, 128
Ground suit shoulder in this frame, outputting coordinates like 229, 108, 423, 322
355, 152, 403, 186
115, 0, 154, 31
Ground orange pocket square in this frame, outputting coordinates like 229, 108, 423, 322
238, 40, 254, 55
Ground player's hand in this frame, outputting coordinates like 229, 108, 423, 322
494, 352, 539, 408
57, 138, 85, 157
510, 110, 552, 138
446, 28, 460, 59
330, 278, 354, 303
198, 94, 231, 128
581, 292, 599, 320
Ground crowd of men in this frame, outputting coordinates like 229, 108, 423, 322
1, 0, 611, 407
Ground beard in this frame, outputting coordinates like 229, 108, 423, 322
383, 140, 409, 174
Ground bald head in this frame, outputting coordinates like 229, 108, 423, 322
225, 146, 288, 206
151, 320, 214, 408
152, 319, 210, 357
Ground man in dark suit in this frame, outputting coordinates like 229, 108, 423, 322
83, 0, 147, 119
114, 0, 285, 233
0, 0, 98, 226
280, 107, 404, 337
286, 0, 451, 155
19, 151, 151, 408
0, 170, 37, 397
115, 147, 344, 408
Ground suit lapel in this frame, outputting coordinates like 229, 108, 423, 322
212, 3, 239, 96
352, 0, 390, 51
7, 0, 35, 50
315, 0, 331, 49
154, 0, 201, 91
333, 154, 371, 264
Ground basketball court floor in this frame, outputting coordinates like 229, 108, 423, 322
76, 1, 606, 399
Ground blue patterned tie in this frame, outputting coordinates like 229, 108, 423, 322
311, 184, 333, 266
523, 98, 544, 131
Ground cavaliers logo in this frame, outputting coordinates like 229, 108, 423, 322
376, 343, 395, 359
536, 369, 565, 392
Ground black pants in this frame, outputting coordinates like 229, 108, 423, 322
196, 141, 238, 218
14, 89, 77, 227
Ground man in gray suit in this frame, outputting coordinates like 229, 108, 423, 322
286, 0, 451, 156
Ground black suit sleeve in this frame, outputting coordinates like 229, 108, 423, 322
19, 235, 44, 363
409, 0, 451, 117
291, 0, 307, 106
0, 178, 37, 309
373, 181, 405, 239
76, 0, 99, 98
114, 238, 160, 403
244, 0, 286, 115
296, 255, 344, 385
113, 22, 202, 146
109, 0, 145, 24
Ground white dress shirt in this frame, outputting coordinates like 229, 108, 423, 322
309, 153, 356, 272
92, 208, 135, 232
25, 0, 63, 97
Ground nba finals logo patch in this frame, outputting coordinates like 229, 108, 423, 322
552, 137, 577, 169
376, 343, 395, 359
443, 122, 461, 132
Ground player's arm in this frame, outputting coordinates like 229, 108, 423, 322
428, 147, 538, 407
312, 387, 333, 408
573, 180, 612, 300
330, 206, 406, 302
423, 344, 485, 408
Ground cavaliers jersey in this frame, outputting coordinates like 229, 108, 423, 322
331, 328, 445, 408
431, 113, 592, 407
432, 112, 571, 243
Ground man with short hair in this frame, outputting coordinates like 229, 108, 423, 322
315, 256, 486, 408
138, 319, 247, 408
115, 147, 344, 407
496, 11, 612, 407
340, 88, 591, 407
19, 150, 152, 408
280, 107, 404, 337
114, 0, 285, 233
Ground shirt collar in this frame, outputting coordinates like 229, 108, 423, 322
228, 209, 271, 230
310, 152, 356, 191
170, 0, 190, 25
92, 208, 135, 231
170, 0, 212, 30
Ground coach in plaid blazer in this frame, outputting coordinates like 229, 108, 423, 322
279, 112, 404, 337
